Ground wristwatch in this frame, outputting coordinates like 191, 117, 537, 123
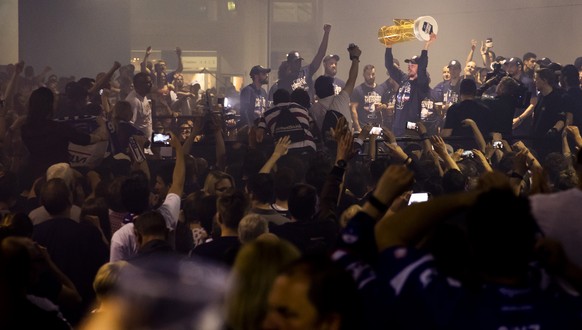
336, 159, 348, 169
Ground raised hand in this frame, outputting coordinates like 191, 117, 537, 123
323, 24, 331, 33
274, 136, 291, 157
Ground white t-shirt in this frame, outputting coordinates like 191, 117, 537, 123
110, 193, 181, 262
310, 90, 352, 131
126, 90, 153, 141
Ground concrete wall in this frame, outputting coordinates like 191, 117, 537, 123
321, 0, 582, 85
19, 0, 131, 78
0, 0, 19, 64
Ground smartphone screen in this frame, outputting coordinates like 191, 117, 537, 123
369, 127, 382, 135
406, 121, 417, 130
492, 141, 503, 149
408, 192, 429, 205
152, 133, 171, 145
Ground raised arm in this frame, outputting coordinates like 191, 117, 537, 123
168, 132, 186, 197
141, 46, 152, 74
342, 44, 361, 95
430, 135, 460, 172
308, 24, 331, 75
461, 118, 486, 152
260, 136, 290, 174
175, 47, 183, 73
90, 61, 121, 95
465, 39, 477, 65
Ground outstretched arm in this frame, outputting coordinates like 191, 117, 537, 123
343, 44, 361, 95
308, 24, 331, 75
175, 47, 183, 73
465, 39, 477, 65
260, 136, 290, 174
141, 46, 152, 73
90, 61, 121, 95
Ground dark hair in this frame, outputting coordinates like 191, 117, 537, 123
133, 72, 150, 86
155, 162, 175, 187
121, 171, 150, 214
459, 78, 477, 96
182, 191, 205, 225
282, 255, 361, 330
1, 213, 33, 238
561, 64, 580, 88
81, 197, 112, 241
27, 87, 54, 124
442, 169, 466, 193
0, 171, 18, 203
291, 88, 311, 109
273, 89, 291, 105
497, 76, 520, 96
468, 188, 537, 278
106, 176, 128, 212
522, 52, 537, 61
288, 183, 317, 221
273, 167, 296, 201
535, 68, 556, 86
41, 178, 71, 216
134, 211, 167, 238
247, 173, 275, 204
314, 75, 335, 99
217, 190, 250, 230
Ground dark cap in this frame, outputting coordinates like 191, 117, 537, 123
323, 54, 340, 63
287, 51, 303, 62
574, 57, 582, 70
250, 65, 271, 77
537, 57, 552, 68
404, 56, 419, 65
447, 60, 462, 69
506, 57, 523, 66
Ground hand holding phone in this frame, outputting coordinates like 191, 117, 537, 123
152, 132, 172, 145
406, 121, 418, 131
369, 126, 382, 135
408, 192, 429, 205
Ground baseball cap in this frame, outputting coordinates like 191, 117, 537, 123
537, 57, 552, 68
404, 56, 419, 64
323, 54, 340, 63
505, 57, 523, 66
287, 51, 304, 62
250, 65, 271, 77
447, 60, 462, 70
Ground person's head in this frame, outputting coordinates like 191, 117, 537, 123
288, 183, 318, 222
156, 60, 167, 73
322, 54, 339, 77
40, 178, 71, 216
113, 100, 133, 122
133, 72, 152, 97
560, 64, 580, 89
81, 197, 112, 241
133, 211, 168, 247
464, 61, 477, 76
93, 261, 128, 304
203, 170, 235, 197
179, 120, 193, 142
405, 56, 419, 79
27, 87, 54, 124
263, 255, 360, 330
237, 214, 269, 244
535, 68, 556, 92
468, 188, 538, 279
247, 173, 275, 205
459, 78, 477, 98
121, 171, 151, 215
314, 75, 335, 99
250, 65, 271, 85
173, 73, 184, 89
505, 57, 523, 76
442, 66, 450, 81
290, 88, 311, 109
154, 163, 174, 199
273, 88, 291, 105
522, 52, 537, 71
286, 51, 303, 72
447, 60, 462, 79
216, 189, 250, 232
107, 176, 128, 213
1, 213, 33, 238
273, 167, 296, 202
496, 76, 520, 97
227, 238, 300, 330
362, 64, 376, 86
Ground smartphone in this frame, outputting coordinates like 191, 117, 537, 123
492, 141, 503, 149
152, 132, 171, 145
406, 121, 418, 131
462, 150, 474, 158
408, 192, 429, 205
99, 89, 104, 95
369, 126, 382, 135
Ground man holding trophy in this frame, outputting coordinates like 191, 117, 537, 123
380, 17, 438, 138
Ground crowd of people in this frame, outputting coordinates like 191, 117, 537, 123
2, 23, 582, 329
